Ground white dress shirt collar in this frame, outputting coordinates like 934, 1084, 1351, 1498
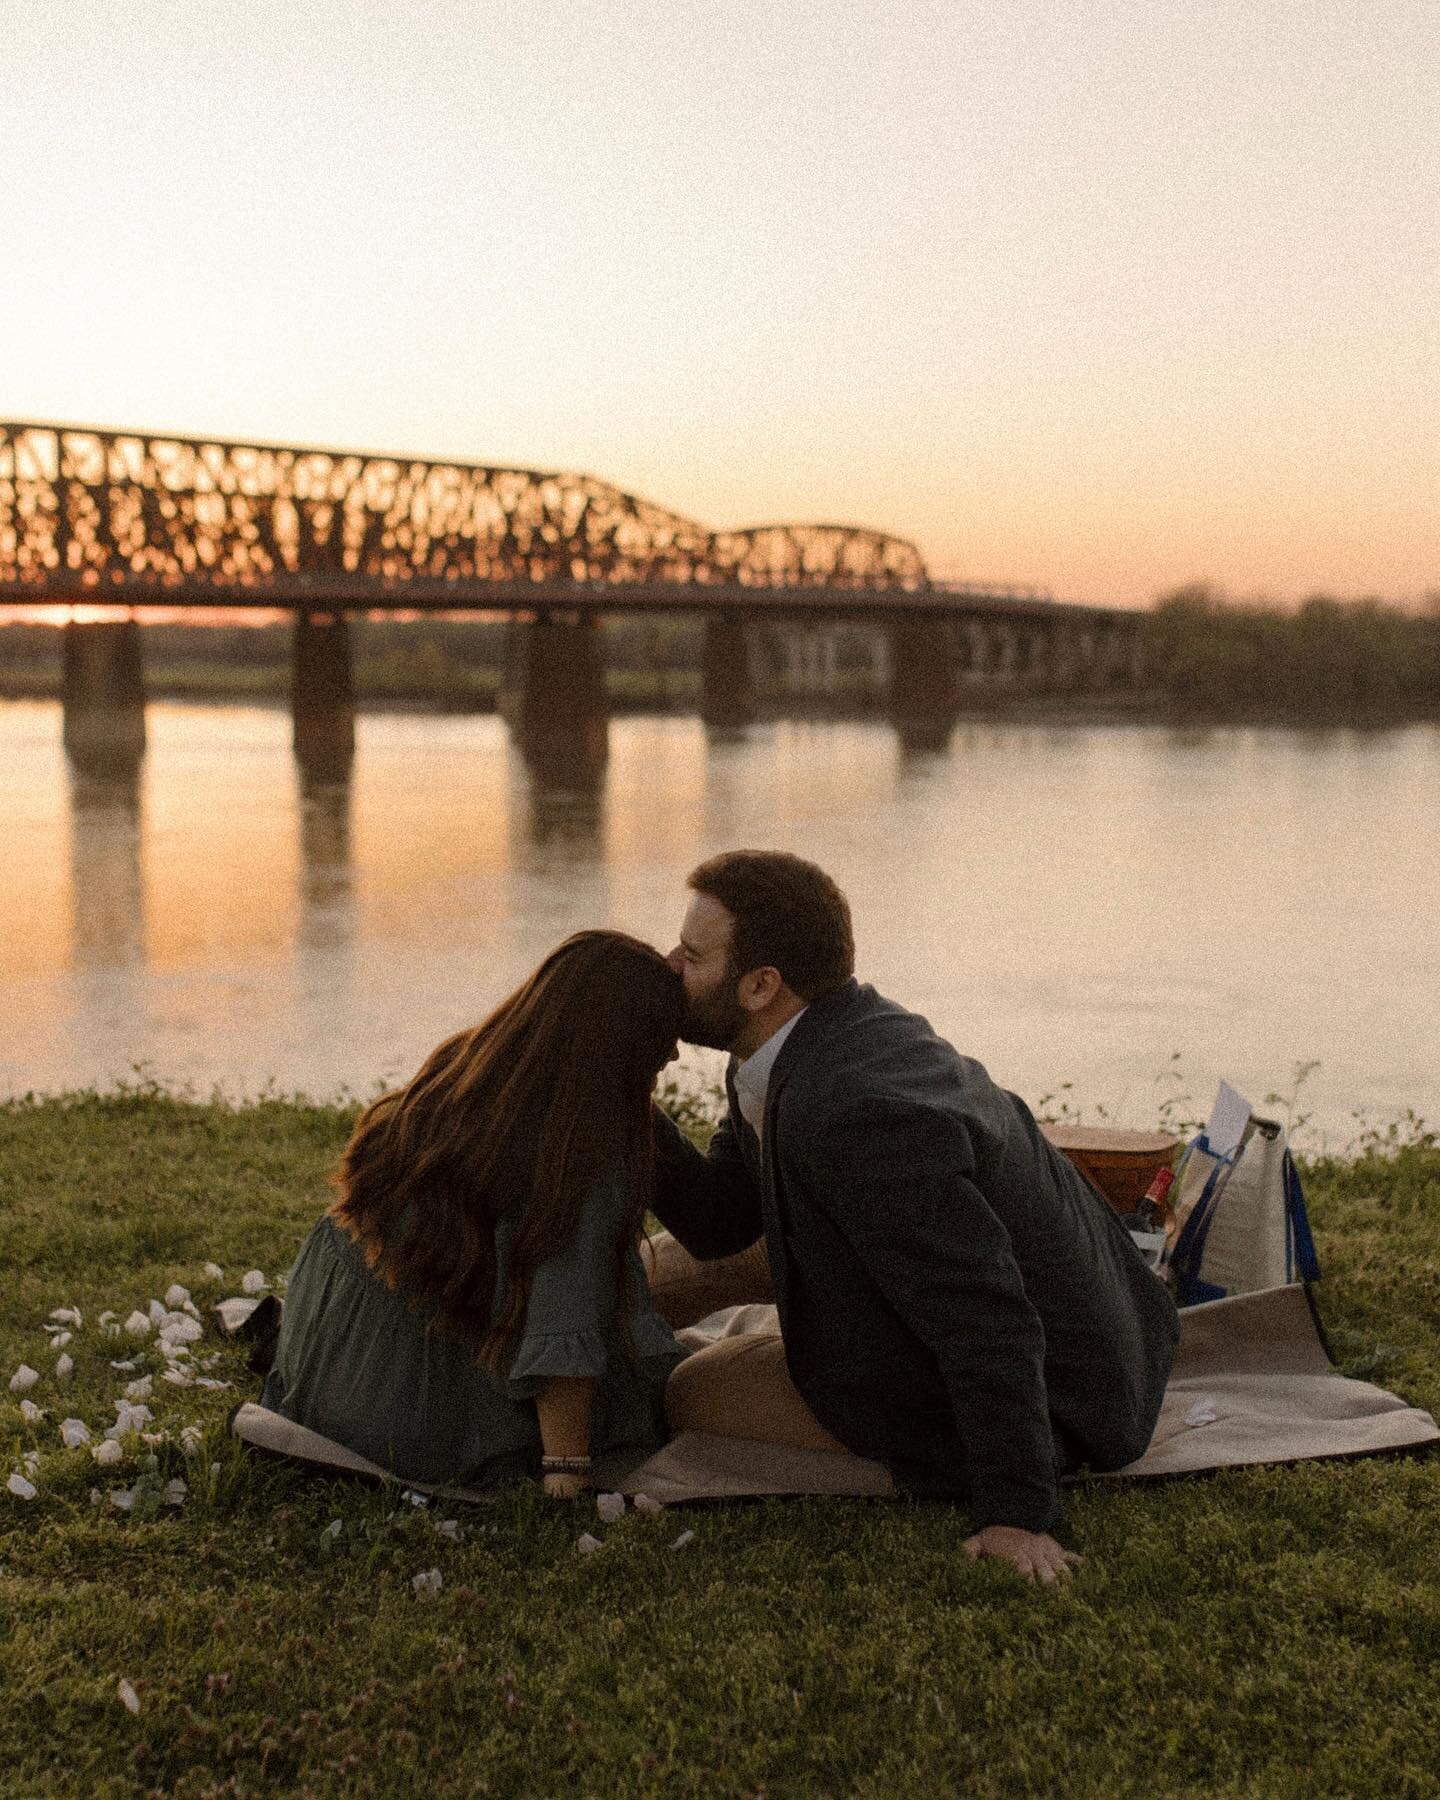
732, 1008, 806, 1141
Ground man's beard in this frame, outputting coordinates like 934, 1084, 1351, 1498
679, 979, 747, 1052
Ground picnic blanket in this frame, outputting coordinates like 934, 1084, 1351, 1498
228, 1283, 1438, 1505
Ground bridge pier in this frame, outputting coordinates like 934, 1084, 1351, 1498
954, 619, 989, 686
887, 618, 960, 747
62, 619, 147, 774
1038, 620, 1076, 690
701, 612, 754, 727
1097, 618, 1142, 687
1017, 624, 1050, 688
502, 612, 609, 781
987, 620, 1020, 686
292, 610, 355, 778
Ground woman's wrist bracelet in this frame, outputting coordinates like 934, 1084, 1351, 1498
540, 1455, 592, 1476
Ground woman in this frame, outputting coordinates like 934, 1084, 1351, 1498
261, 930, 688, 1498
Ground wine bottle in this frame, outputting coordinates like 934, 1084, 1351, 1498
1134, 1164, 1175, 1232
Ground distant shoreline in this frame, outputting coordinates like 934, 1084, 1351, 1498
2, 668, 1435, 730
4, 592, 1438, 726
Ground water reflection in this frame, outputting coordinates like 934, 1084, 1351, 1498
895, 719, 956, 758
4, 702, 1437, 1140
67, 750, 146, 970
511, 725, 606, 853
296, 757, 355, 955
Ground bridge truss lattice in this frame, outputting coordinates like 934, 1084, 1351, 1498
0, 423, 929, 601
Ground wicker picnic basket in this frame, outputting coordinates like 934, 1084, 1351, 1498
1040, 1125, 1180, 1214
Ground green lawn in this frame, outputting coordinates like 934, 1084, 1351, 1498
2, 1091, 1437, 1799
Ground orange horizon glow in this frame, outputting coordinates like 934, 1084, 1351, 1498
4, 7, 1438, 612
1, 605, 289, 629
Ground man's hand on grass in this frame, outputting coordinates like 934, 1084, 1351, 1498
962, 1526, 1082, 1585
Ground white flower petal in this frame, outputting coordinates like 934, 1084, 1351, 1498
49, 1307, 82, 1327
147, 1300, 167, 1324
323, 1517, 343, 1539
202, 1263, 225, 1281
193, 1377, 231, 1391
240, 1270, 267, 1295
180, 1426, 203, 1455
93, 1439, 123, 1466
163, 1478, 187, 1506
159, 1316, 203, 1346
6, 1472, 38, 1500
9, 1366, 39, 1393
59, 1419, 92, 1448
105, 1402, 154, 1440
576, 1532, 602, 1555
117, 1678, 141, 1714
164, 1284, 191, 1310
1185, 1399, 1220, 1428
47, 1330, 73, 1349
108, 1487, 135, 1511
109, 1358, 140, 1372
162, 1369, 192, 1388
19, 1399, 45, 1425
123, 1312, 151, 1339
669, 1530, 695, 1550
595, 1492, 625, 1524
123, 1377, 153, 1401
433, 1518, 461, 1541
410, 1567, 443, 1594
54, 1355, 74, 1381
99, 1311, 118, 1327
632, 1492, 663, 1517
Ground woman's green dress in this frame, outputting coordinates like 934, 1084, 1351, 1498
261, 1173, 686, 1487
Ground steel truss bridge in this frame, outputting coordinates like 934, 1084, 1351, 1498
2, 422, 1147, 771
0, 421, 1089, 622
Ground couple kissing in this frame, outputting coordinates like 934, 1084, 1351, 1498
264, 851, 1178, 1583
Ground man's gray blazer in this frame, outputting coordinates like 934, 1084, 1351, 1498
652, 978, 1180, 1533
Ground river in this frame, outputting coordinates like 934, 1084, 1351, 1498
3, 698, 1435, 1148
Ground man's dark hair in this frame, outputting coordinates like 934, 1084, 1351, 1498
687, 850, 854, 1001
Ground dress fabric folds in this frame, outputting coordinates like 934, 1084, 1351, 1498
261, 1173, 685, 1487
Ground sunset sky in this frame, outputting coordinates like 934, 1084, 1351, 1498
4, 0, 1436, 607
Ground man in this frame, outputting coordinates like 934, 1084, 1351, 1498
651, 849, 1180, 1583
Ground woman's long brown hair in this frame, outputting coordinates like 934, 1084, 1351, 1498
329, 930, 683, 1373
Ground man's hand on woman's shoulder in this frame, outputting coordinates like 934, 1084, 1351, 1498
962, 1525, 1082, 1585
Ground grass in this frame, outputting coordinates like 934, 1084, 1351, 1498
2, 1090, 1438, 1799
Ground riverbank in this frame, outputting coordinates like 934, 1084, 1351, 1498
5, 589, 1440, 726
0, 663, 1177, 726
3, 1090, 1437, 1797
6, 659, 1434, 731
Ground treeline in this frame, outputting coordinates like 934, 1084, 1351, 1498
1145, 586, 1440, 721
0, 617, 709, 709
3, 593, 1438, 721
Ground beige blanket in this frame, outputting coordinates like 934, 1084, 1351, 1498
229, 1283, 1438, 1505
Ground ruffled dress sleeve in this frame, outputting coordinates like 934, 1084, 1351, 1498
502, 1171, 683, 1399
